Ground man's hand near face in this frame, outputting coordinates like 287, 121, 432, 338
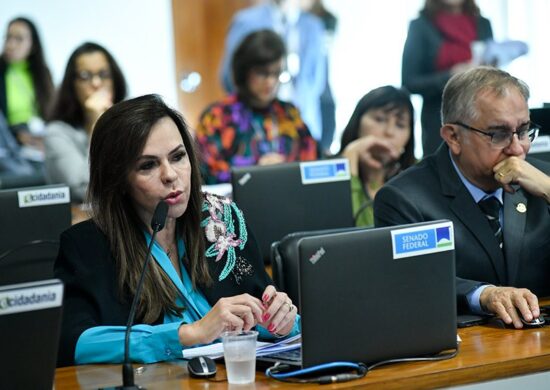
493, 156, 550, 202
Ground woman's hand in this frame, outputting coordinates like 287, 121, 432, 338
342, 135, 400, 177
259, 285, 297, 337
84, 88, 113, 133
258, 152, 286, 166
178, 293, 263, 346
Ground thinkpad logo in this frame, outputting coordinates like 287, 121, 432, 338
309, 247, 326, 265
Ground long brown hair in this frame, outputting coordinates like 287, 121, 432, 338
88, 94, 207, 323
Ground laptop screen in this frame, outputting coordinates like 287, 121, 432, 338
231, 159, 354, 263
530, 107, 550, 134
297, 221, 457, 367
0, 279, 63, 389
529, 108, 550, 162
0, 185, 71, 285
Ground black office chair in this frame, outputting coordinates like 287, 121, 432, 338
0, 240, 59, 286
0, 171, 46, 189
270, 226, 365, 312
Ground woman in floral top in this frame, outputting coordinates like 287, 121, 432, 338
196, 29, 317, 184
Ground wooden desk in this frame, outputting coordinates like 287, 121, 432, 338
55, 321, 550, 389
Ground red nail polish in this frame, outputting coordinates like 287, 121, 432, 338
262, 294, 269, 302
263, 313, 270, 322
268, 324, 275, 332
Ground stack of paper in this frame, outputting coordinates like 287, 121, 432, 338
182, 334, 301, 360
256, 334, 301, 357
473, 40, 529, 67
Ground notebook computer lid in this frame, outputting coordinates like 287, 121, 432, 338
0, 279, 64, 389
231, 159, 354, 262
529, 108, 550, 162
0, 185, 71, 285
298, 220, 457, 367
271, 226, 362, 311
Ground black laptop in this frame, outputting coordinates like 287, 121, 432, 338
231, 159, 354, 262
261, 220, 457, 368
529, 108, 550, 162
530, 107, 550, 133
0, 279, 64, 390
0, 184, 71, 285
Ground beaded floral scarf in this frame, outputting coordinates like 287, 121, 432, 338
201, 193, 252, 283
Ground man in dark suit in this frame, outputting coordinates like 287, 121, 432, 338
374, 66, 550, 329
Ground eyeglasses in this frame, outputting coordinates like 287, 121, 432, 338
452, 121, 540, 149
76, 70, 112, 83
250, 67, 283, 81
5, 34, 28, 44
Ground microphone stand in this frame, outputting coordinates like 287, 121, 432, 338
115, 201, 168, 390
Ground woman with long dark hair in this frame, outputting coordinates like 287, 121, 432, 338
44, 42, 127, 201
339, 86, 416, 226
55, 94, 299, 366
0, 17, 54, 147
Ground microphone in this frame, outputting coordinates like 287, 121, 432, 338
116, 201, 168, 390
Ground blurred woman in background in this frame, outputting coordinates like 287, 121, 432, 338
44, 42, 127, 202
339, 86, 415, 227
402, 0, 492, 156
196, 29, 317, 184
0, 17, 54, 153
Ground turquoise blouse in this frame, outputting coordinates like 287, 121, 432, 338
74, 235, 300, 364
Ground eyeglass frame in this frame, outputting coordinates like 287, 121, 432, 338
75, 69, 112, 83
249, 66, 284, 81
451, 121, 540, 148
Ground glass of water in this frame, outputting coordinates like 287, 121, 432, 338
221, 330, 258, 384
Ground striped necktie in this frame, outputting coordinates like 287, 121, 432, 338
478, 196, 503, 250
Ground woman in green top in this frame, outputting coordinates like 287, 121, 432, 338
0, 17, 54, 146
339, 86, 416, 227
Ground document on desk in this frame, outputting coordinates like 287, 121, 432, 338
182, 334, 301, 359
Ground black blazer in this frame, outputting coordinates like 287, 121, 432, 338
54, 203, 270, 367
374, 145, 550, 312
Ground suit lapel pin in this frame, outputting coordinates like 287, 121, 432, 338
516, 203, 526, 213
